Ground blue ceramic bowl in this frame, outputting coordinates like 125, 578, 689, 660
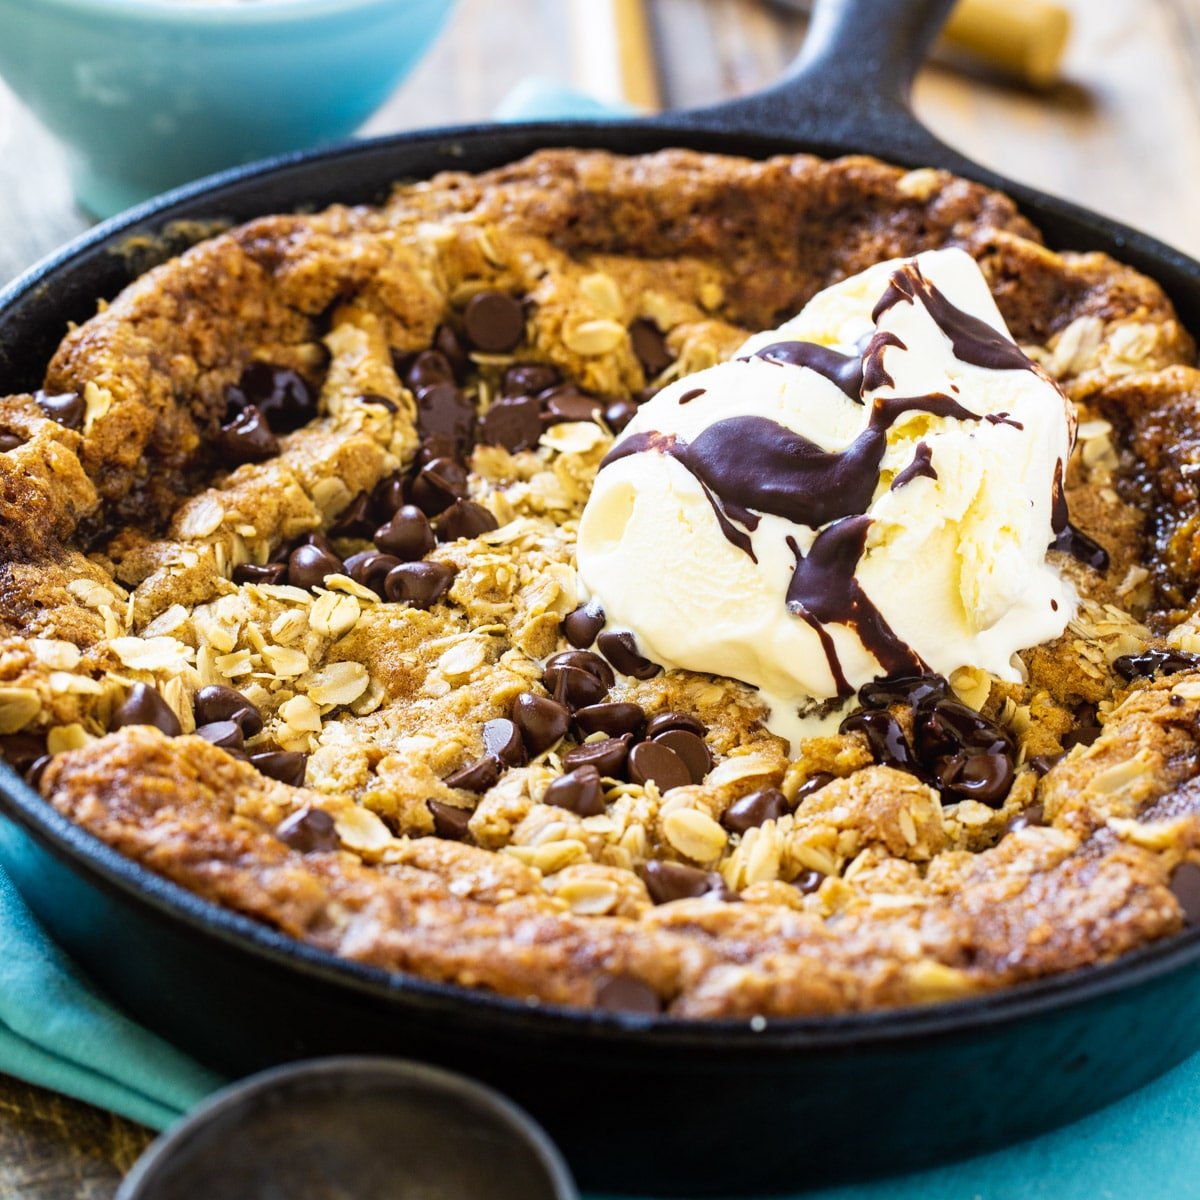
0, 0, 454, 217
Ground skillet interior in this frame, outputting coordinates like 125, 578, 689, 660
3, 0, 1200, 1192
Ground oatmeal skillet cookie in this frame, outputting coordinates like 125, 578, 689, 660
4, 149, 1200, 1019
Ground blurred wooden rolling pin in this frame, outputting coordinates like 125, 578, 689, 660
769, 0, 1071, 88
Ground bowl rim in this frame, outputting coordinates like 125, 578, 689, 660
0, 0, 448, 27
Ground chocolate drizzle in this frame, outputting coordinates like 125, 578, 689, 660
755, 341, 865, 401
1049, 457, 1110, 571
891, 441, 936, 490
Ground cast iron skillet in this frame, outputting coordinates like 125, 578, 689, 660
2, 1, 1199, 1194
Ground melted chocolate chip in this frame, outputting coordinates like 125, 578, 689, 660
232, 562, 289, 586
643, 711, 706, 740
721, 787, 789, 834
250, 750, 308, 787
383, 561, 456, 608
444, 756, 500, 793
463, 291, 525, 353
328, 493, 377, 540
1051, 524, 1109, 572
544, 650, 615, 691
1005, 802, 1046, 833
547, 664, 609, 711
1170, 861, 1200, 924
629, 319, 673, 378
652, 729, 711, 784
678, 387, 705, 405
111, 683, 181, 737
793, 869, 824, 895
288, 543, 343, 590
562, 602, 606, 649
228, 364, 316, 432
639, 861, 733, 904
0, 732, 48, 774
544, 765, 605, 816
372, 471, 408, 520
406, 349, 455, 392
436, 500, 499, 542
25, 756, 51, 790
482, 717, 527, 768
275, 805, 340, 853
503, 362, 560, 396
357, 393, 397, 412
793, 772, 834, 801
479, 395, 543, 452
540, 385, 604, 425
194, 685, 263, 737
628, 740, 691, 793
562, 735, 632, 777
410, 457, 469, 517
1113, 648, 1200, 681
0, 432, 24, 452
594, 973, 662, 1015
215, 404, 279, 464
34, 390, 84, 429
938, 750, 1013, 805
427, 799, 472, 841
512, 693, 571, 756
343, 550, 402, 596
374, 506, 435, 560
416, 382, 476, 456
574, 701, 645, 739
1027, 755, 1062, 777
194, 720, 245, 751
596, 630, 661, 680
603, 398, 638, 432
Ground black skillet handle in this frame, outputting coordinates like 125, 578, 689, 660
675, 0, 981, 173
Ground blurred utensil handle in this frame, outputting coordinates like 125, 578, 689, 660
568, 0, 662, 111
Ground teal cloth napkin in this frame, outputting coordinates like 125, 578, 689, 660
0, 79, 1188, 1197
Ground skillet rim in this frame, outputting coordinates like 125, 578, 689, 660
4, 114, 1200, 1048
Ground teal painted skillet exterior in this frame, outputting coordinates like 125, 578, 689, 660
0, 0, 453, 216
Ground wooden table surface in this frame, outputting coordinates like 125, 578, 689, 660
0, 0, 1196, 1194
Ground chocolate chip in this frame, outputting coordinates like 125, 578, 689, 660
288, 542, 343, 590
503, 362, 561, 397
479, 395, 542, 452
721, 787, 788, 835
194, 720, 245, 751
372, 471, 408, 520
463, 291, 525, 353
1171, 862, 1200, 924
678, 387, 706, 405
194, 685, 263, 737
482, 718, 527, 768
227, 363, 315, 432
839, 709, 920, 774
639, 861, 732, 904
232, 562, 289, 586
643, 711, 705, 740
563, 735, 632, 777
594, 973, 662, 1015
434, 325, 470, 379
544, 765, 605, 816
383, 561, 456, 608
574, 701, 645, 740
562, 602, 606, 649
436, 500, 499, 542
275, 805, 340, 853
1028, 754, 1063, 777
374, 505, 435, 560
540, 385, 604, 425
328, 493, 376, 540
629, 319, 673, 377
111, 683, 181, 737
0, 432, 24, 452
938, 750, 1013, 807
1061, 725, 1102, 751
341, 550, 399, 597
406, 349, 455, 392
358, 393, 397, 412
547, 664, 608, 710
1114, 648, 1200, 680
410, 457, 469, 517
793, 869, 824, 895
512, 693, 571, 756
596, 630, 660, 679
628, 740, 691, 793
444, 756, 500, 792
34, 390, 84, 429
793, 772, 834, 801
416, 382, 475, 456
603, 398, 638, 433
215, 404, 279, 464
25, 756, 51, 790
652, 729, 711, 784
544, 650, 615, 690
427, 799, 472, 841
249, 750, 308, 787
1005, 803, 1046, 834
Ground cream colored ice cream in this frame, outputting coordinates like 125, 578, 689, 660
576, 248, 1077, 748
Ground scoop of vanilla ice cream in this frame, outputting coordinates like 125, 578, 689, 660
576, 248, 1076, 747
